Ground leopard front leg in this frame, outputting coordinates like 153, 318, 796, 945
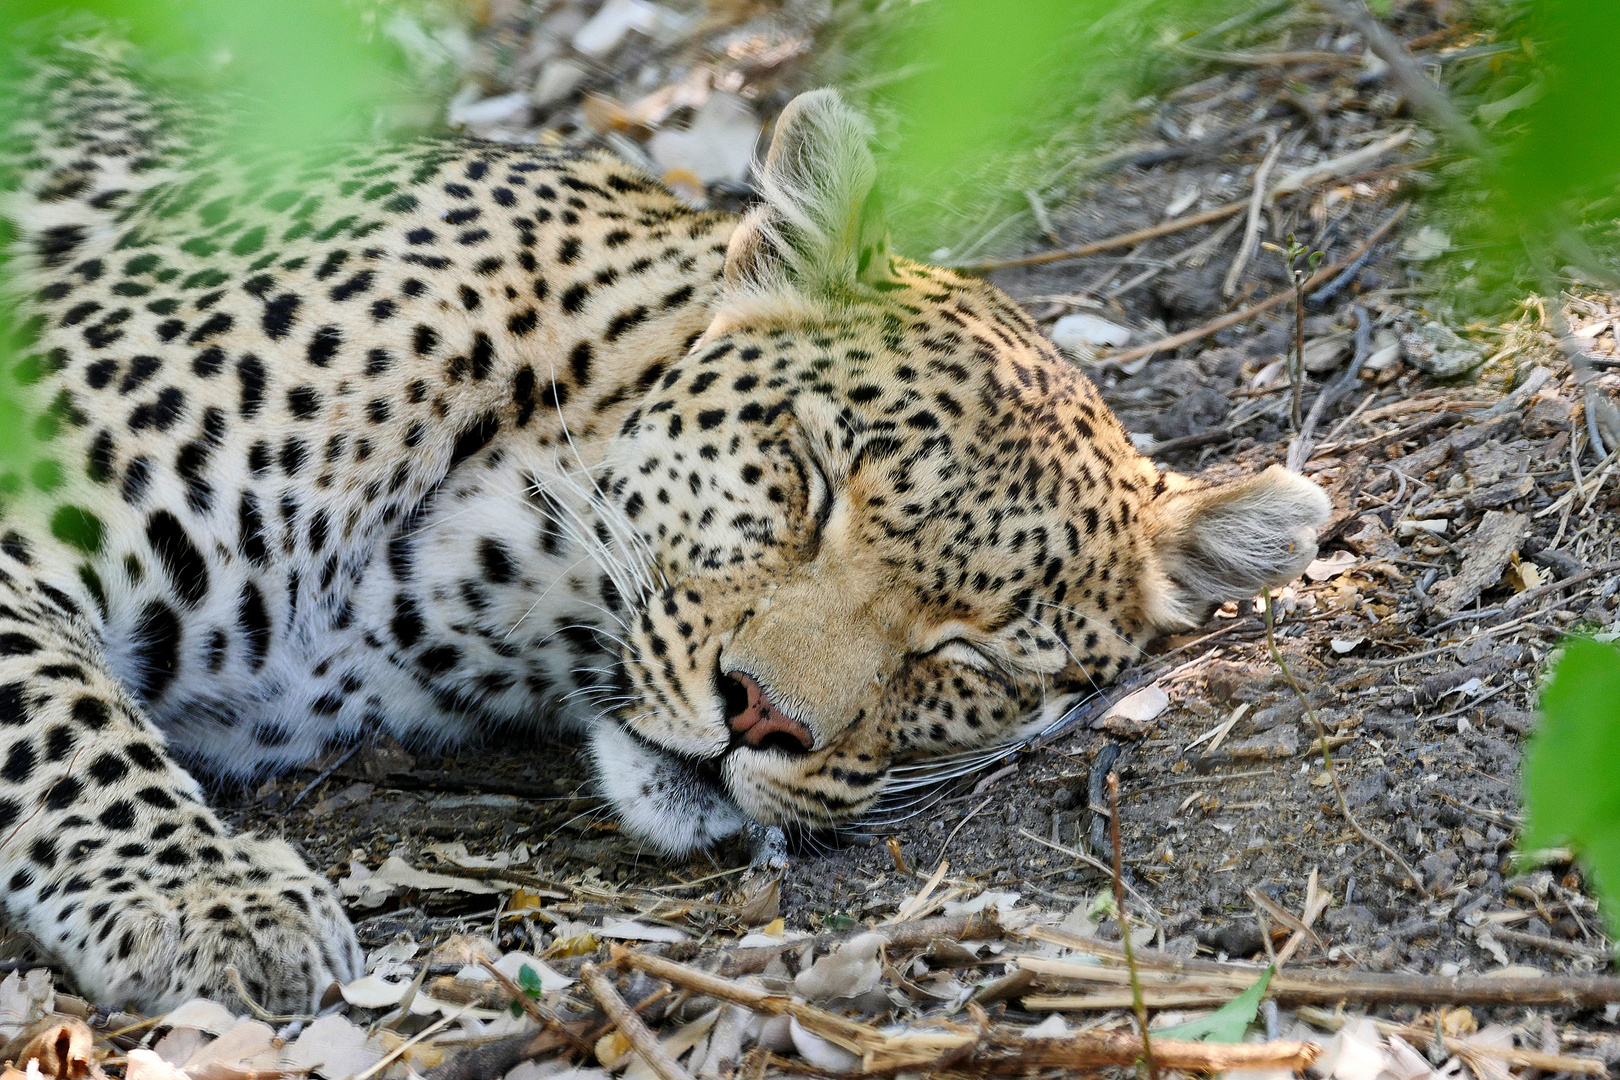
0, 587, 360, 1013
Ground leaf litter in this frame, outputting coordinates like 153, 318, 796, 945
8, 0, 1620, 1075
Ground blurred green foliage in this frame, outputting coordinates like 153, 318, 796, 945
0, 0, 403, 149
820, 0, 1248, 259
1521, 638, 1620, 935
0, 0, 406, 487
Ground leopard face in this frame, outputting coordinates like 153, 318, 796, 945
586, 92, 1330, 849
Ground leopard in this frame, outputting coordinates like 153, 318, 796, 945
0, 37, 1330, 1014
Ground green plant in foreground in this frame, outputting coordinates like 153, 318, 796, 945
1521, 637, 1620, 938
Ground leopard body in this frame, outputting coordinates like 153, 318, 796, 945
0, 42, 1328, 1011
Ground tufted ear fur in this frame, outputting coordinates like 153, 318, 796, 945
1147, 466, 1332, 627
723, 88, 895, 294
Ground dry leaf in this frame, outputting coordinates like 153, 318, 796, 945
282, 1014, 383, 1079
0, 971, 55, 1042
123, 1050, 189, 1080
13, 1018, 100, 1080
793, 932, 885, 1002
599, 921, 689, 944
787, 1017, 859, 1072
1305, 550, 1358, 582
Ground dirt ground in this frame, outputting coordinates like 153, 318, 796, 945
0, 0, 1562, 1075
192, 0, 1620, 997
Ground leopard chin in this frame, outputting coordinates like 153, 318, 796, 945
588, 719, 752, 855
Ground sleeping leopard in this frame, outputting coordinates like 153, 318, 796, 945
0, 39, 1330, 1012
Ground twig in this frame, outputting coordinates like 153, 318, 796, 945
1481, 925, 1612, 961
287, 743, 363, 810
1322, 0, 1491, 159
1019, 924, 1620, 1006
1502, 559, 1620, 614
477, 958, 594, 1056
967, 199, 1247, 271
1108, 773, 1159, 1080
579, 962, 695, 1080
1222, 135, 1284, 299
1108, 203, 1410, 364
1289, 304, 1372, 470
352, 1005, 475, 1080
1173, 43, 1360, 67
1262, 588, 1427, 897
935, 796, 992, 868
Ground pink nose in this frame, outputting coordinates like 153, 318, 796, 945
722, 671, 814, 752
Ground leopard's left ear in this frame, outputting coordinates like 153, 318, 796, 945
723, 89, 896, 294
1146, 466, 1332, 628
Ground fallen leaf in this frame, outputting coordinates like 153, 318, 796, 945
13, 1017, 99, 1080
1050, 313, 1132, 352
1305, 550, 1358, 582
599, 921, 689, 944
282, 1014, 383, 1078
1400, 225, 1451, 261
1102, 683, 1170, 724
123, 1050, 189, 1080
794, 932, 886, 1002
0, 970, 55, 1042
788, 1017, 860, 1072
647, 93, 759, 185
1312, 1016, 1387, 1080
339, 974, 414, 1009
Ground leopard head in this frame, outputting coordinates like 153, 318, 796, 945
590, 90, 1330, 853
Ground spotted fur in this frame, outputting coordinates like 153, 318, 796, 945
0, 42, 1328, 1011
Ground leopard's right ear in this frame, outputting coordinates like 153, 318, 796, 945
723, 89, 895, 295
1145, 465, 1332, 628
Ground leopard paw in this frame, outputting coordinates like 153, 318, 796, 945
65, 835, 359, 1013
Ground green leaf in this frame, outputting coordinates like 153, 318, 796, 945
517, 963, 544, 997
1522, 638, 1620, 935
824, 913, 858, 932
509, 998, 524, 1019
1152, 967, 1273, 1043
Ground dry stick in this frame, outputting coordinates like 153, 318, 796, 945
614, 947, 1316, 1074
1261, 588, 1427, 897
1019, 924, 1620, 1007
477, 958, 594, 1057
579, 962, 695, 1080
1221, 135, 1284, 299
972, 199, 1248, 270
1109, 203, 1410, 365
1108, 772, 1159, 1080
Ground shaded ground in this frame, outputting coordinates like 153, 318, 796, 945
204, 0, 1620, 993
